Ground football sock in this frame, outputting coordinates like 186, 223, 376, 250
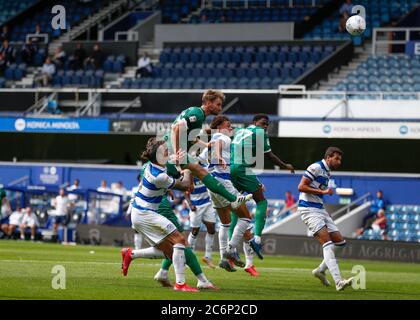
202, 174, 236, 202
228, 212, 238, 239
318, 241, 346, 273
131, 247, 164, 259
243, 241, 255, 268
205, 233, 215, 259
188, 232, 197, 251
196, 273, 209, 283
219, 223, 230, 260
173, 243, 186, 285
254, 200, 268, 237
134, 233, 142, 250
322, 241, 342, 284
160, 247, 203, 276
185, 247, 203, 276
161, 258, 172, 271
228, 218, 251, 252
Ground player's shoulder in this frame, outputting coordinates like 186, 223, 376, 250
306, 161, 323, 175
213, 132, 230, 142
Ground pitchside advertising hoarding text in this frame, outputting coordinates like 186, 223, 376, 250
0, 117, 109, 134
109, 119, 279, 137
278, 121, 420, 139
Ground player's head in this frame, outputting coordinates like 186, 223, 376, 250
59, 187, 65, 196
141, 137, 168, 166
377, 190, 383, 198
210, 115, 233, 136
202, 90, 225, 115
253, 114, 270, 132
324, 147, 343, 170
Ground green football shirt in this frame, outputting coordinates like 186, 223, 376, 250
164, 106, 206, 147
231, 125, 271, 167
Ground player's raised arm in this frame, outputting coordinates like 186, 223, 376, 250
298, 176, 333, 196
171, 120, 188, 164
173, 169, 193, 191
212, 139, 227, 170
265, 151, 295, 173
184, 190, 197, 211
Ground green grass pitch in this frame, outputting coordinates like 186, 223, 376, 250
1, 240, 420, 300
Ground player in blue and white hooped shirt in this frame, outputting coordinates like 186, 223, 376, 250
201, 115, 255, 274
121, 138, 200, 292
185, 176, 217, 269
297, 147, 354, 292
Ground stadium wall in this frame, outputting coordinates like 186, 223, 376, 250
1, 133, 420, 172
75, 225, 420, 263
1, 161, 420, 206
154, 22, 294, 48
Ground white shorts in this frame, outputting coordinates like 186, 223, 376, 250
189, 202, 216, 228
8, 213, 22, 226
299, 207, 339, 237
208, 176, 240, 209
131, 207, 177, 246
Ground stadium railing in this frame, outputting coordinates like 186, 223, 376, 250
372, 27, 420, 55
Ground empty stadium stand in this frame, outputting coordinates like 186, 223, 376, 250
332, 54, 420, 99
0, 0, 36, 25
304, 0, 419, 40
122, 43, 339, 89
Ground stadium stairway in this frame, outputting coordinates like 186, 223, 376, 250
48, 0, 128, 56
313, 43, 372, 91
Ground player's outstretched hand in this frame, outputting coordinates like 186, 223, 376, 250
323, 188, 334, 196
286, 164, 295, 174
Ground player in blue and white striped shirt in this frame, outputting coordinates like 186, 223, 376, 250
121, 138, 201, 292
185, 176, 217, 268
297, 147, 354, 292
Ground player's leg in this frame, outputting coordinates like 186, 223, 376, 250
155, 231, 199, 292
226, 203, 252, 262
187, 207, 202, 251
243, 229, 258, 277
251, 187, 268, 244
133, 229, 143, 250
313, 227, 353, 291
216, 207, 236, 272
156, 209, 217, 290
185, 163, 252, 208
231, 165, 266, 258
202, 220, 216, 268
123, 210, 174, 276
188, 227, 200, 251
315, 231, 346, 275
228, 211, 238, 239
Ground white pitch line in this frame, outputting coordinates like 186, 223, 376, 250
0, 259, 310, 271
1, 260, 418, 277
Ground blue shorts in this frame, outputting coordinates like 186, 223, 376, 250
51, 216, 66, 225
